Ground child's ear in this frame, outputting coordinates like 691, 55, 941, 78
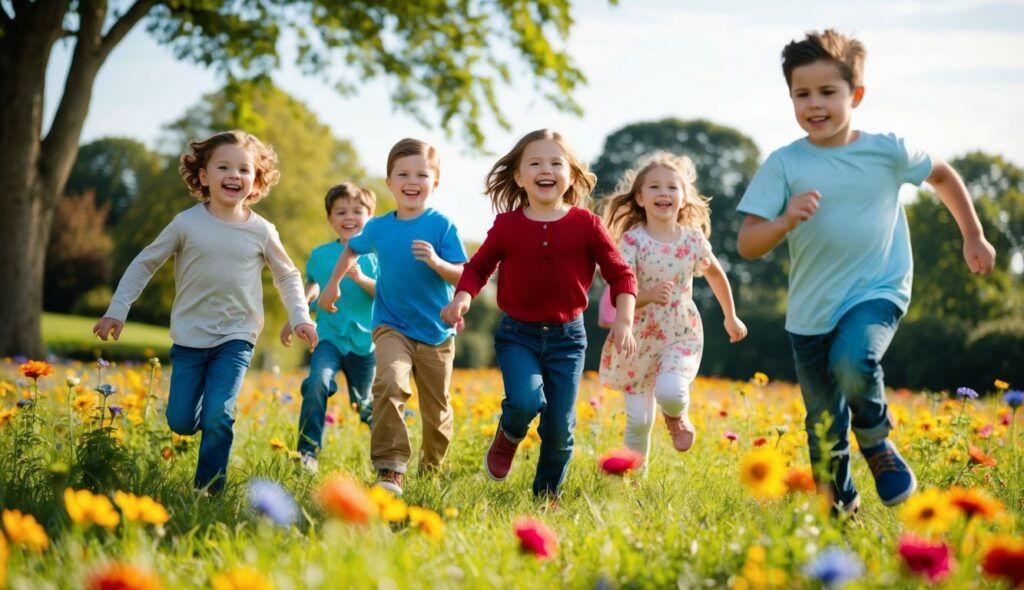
513, 169, 523, 188
198, 168, 208, 187
852, 85, 866, 107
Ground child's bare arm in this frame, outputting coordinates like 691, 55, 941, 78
703, 254, 747, 343
412, 239, 464, 285
318, 246, 360, 313
737, 191, 821, 259
927, 159, 996, 274
609, 293, 637, 356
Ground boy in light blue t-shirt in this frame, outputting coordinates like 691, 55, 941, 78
282, 182, 378, 474
319, 138, 468, 496
737, 30, 995, 513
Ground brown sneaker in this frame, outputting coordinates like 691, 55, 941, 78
664, 413, 696, 452
484, 428, 520, 481
375, 469, 404, 496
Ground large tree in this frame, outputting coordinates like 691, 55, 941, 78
0, 0, 591, 357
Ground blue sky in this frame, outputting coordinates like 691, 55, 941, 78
45, 0, 1024, 242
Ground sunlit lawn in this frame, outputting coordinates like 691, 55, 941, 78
1, 358, 1022, 589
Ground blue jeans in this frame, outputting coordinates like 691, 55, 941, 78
298, 341, 375, 455
166, 340, 254, 492
789, 299, 903, 507
494, 314, 587, 496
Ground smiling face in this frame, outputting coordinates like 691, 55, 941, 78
327, 196, 370, 242
386, 154, 438, 217
198, 143, 257, 212
635, 165, 684, 224
513, 138, 571, 210
789, 60, 865, 147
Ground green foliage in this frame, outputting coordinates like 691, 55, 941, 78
591, 118, 786, 312
44, 192, 114, 313
42, 313, 171, 363
966, 318, 1024, 391
884, 316, 972, 391
454, 293, 502, 369
144, 0, 592, 147
65, 138, 164, 225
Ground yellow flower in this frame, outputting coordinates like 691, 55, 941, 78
368, 486, 408, 523
0, 407, 16, 428
211, 566, 273, 590
739, 448, 787, 500
408, 506, 444, 540
1, 509, 49, 552
994, 379, 1009, 390
752, 372, 770, 386
0, 533, 7, 588
73, 394, 94, 413
444, 507, 459, 519
900, 488, 957, 535
114, 491, 170, 525
268, 438, 287, 452
65, 488, 120, 529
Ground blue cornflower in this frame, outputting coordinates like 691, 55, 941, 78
247, 478, 298, 527
95, 384, 117, 397
16, 399, 31, 408
956, 387, 979, 399
803, 547, 864, 588
1004, 390, 1024, 409
404, 409, 417, 418
96, 358, 110, 368
108, 405, 123, 417
281, 392, 293, 404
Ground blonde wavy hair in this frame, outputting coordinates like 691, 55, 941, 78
601, 152, 711, 242
485, 129, 596, 213
179, 130, 280, 204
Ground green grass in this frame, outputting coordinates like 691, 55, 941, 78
42, 312, 171, 361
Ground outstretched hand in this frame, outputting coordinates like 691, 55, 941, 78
92, 317, 124, 341
293, 323, 318, 351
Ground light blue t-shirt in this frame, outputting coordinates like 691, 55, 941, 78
348, 208, 468, 345
738, 132, 932, 335
306, 240, 378, 355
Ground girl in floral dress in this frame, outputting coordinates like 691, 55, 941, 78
600, 152, 747, 472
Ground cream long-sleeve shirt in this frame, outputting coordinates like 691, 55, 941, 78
104, 203, 313, 348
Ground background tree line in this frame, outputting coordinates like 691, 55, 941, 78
50, 90, 1024, 389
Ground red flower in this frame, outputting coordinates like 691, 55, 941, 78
982, 539, 1024, 588
898, 535, 954, 582
513, 517, 558, 559
599, 448, 644, 475
86, 563, 162, 590
753, 437, 768, 447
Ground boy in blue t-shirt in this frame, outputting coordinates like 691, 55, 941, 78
737, 29, 995, 513
319, 138, 468, 495
282, 182, 378, 474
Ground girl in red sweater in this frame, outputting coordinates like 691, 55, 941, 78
441, 129, 637, 497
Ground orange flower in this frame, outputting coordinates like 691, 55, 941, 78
86, 562, 163, 590
948, 487, 1004, 521
318, 475, 377, 523
968, 446, 997, 467
784, 466, 817, 494
981, 536, 1024, 588
65, 488, 120, 529
1, 509, 48, 552
18, 360, 54, 380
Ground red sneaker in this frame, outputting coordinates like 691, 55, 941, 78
664, 413, 696, 452
484, 428, 520, 481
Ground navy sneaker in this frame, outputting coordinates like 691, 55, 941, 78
862, 440, 917, 506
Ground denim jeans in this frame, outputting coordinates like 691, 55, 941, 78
494, 314, 587, 496
166, 340, 255, 492
298, 341, 375, 456
789, 299, 903, 507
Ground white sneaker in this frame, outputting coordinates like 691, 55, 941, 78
300, 453, 319, 474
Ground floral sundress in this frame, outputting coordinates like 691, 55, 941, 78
600, 226, 712, 395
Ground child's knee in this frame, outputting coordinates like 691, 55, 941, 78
626, 413, 655, 435
831, 354, 880, 398
165, 409, 198, 436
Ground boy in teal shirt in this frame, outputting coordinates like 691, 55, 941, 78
282, 182, 378, 473
737, 29, 995, 512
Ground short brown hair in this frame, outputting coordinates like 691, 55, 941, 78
179, 130, 280, 204
386, 138, 440, 181
485, 129, 596, 213
324, 182, 376, 215
781, 29, 865, 89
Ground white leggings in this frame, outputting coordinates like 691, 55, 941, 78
624, 372, 690, 470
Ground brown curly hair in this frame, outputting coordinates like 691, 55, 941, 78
485, 129, 596, 213
178, 130, 281, 204
601, 152, 711, 243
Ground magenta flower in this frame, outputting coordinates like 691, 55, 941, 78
599, 448, 644, 475
898, 535, 954, 582
513, 517, 558, 559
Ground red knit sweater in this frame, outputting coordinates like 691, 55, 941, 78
457, 207, 637, 323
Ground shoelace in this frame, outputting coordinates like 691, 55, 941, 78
866, 449, 902, 475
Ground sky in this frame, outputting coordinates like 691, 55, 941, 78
44, 0, 1024, 242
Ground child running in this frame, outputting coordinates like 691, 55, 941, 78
282, 182, 378, 474
737, 30, 995, 513
319, 138, 467, 496
600, 152, 747, 473
441, 128, 638, 498
93, 130, 317, 493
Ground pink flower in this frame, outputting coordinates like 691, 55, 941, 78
588, 397, 601, 409
599, 448, 644, 475
513, 517, 558, 559
898, 535, 954, 582
978, 424, 993, 438
325, 413, 336, 425
724, 432, 739, 442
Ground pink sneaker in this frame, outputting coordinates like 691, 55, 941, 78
484, 428, 520, 481
664, 414, 696, 452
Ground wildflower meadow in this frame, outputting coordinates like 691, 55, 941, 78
2, 358, 1023, 589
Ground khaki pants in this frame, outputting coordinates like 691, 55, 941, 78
370, 325, 455, 473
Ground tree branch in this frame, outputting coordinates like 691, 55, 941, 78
100, 0, 159, 60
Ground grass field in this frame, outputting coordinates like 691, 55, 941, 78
1, 358, 1022, 589
42, 312, 171, 361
